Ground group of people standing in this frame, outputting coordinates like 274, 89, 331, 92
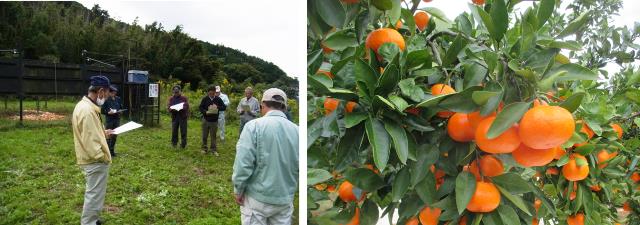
71, 76, 298, 225
167, 85, 262, 155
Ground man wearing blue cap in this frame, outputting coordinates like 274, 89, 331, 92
72, 75, 114, 225
101, 85, 123, 157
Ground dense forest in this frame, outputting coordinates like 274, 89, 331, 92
0, 1, 298, 97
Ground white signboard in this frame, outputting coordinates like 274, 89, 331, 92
149, 83, 159, 98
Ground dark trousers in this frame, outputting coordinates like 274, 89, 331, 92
201, 119, 218, 152
172, 116, 188, 148
105, 119, 119, 156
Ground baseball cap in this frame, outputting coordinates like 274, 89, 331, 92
90, 76, 111, 87
261, 88, 287, 106
109, 85, 118, 92
215, 86, 221, 93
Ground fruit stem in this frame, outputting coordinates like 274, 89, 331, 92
474, 147, 485, 182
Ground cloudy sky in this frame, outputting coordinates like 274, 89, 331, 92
77, 0, 305, 78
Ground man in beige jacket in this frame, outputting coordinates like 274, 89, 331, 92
72, 75, 114, 225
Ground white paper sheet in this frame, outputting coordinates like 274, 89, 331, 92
170, 102, 184, 111
113, 121, 143, 135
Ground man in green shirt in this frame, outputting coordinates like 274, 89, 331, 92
232, 88, 299, 225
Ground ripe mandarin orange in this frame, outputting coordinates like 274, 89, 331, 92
317, 69, 334, 79
475, 116, 521, 153
365, 28, 406, 53
567, 213, 584, 225
405, 107, 421, 116
623, 202, 632, 212
338, 181, 365, 202
468, 155, 504, 180
512, 145, 557, 167
472, 0, 485, 5
468, 111, 496, 132
590, 184, 601, 192
447, 113, 475, 142
612, 123, 623, 139
418, 206, 442, 225
324, 98, 340, 115
562, 154, 590, 181
554, 147, 567, 160
534, 199, 542, 212
431, 84, 456, 118
631, 172, 640, 183
596, 149, 618, 169
405, 216, 419, 225
346, 101, 357, 113
459, 216, 467, 225
546, 167, 559, 175
395, 20, 403, 29
414, 11, 430, 31
342, 207, 360, 225
466, 181, 501, 212
519, 105, 575, 149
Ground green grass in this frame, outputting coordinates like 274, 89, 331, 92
0, 100, 298, 225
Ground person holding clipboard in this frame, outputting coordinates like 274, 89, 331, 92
101, 85, 124, 157
237, 86, 260, 133
199, 85, 227, 156
168, 85, 190, 149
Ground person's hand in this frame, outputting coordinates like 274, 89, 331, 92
235, 193, 244, 206
105, 129, 115, 137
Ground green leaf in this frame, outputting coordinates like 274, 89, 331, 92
328, 88, 359, 101
496, 186, 532, 216
344, 168, 385, 192
411, 146, 440, 187
399, 78, 428, 102
559, 92, 585, 113
308, 49, 323, 75
371, 0, 393, 10
361, 199, 380, 225
487, 102, 530, 139
415, 171, 438, 205
443, 34, 468, 67
384, 120, 409, 164
455, 172, 477, 214
307, 168, 333, 186
438, 86, 482, 113
490, 0, 508, 43
476, 6, 496, 42
472, 91, 499, 105
536, 0, 555, 29
401, 8, 417, 35
538, 71, 568, 92
557, 10, 591, 38
378, 43, 401, 63
324, 30, 358, 51
388, 0, 402, 26
573, 144, 595, 156
315, 0, 346, 28
308, 75, 331, 94
376, 63, 400, 95
423, 7, 452, 23
366, 117, 391, 172
416, 94, 450, 108
491, 173, 532, 194
355, 59, 378, 97
575, 157, 588, 166
536, 40, 582, 51
355, 10, 371, 43
345, 112, 368, 128
375, 95, 397, 110
391, 167, 411, 202
464, 62, 487, 88
406, 49, 432, 69
497, 205, 521, 225
548, 63, 598, 81
389, 95, 410, 113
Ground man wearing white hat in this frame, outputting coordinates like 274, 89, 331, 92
232, 88, 298, 225
215, 86, 230, 143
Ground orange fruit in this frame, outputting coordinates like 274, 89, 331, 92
468, 111, 496, 132
532, 217, 539, 225
324, 98, 340, 115
395, 20, 403, 29
365, 28, 406, 54
466, 181, 501, 212
472, 0, 485, 5
590, 184, 601, 192
475, 116, 521, 154
546, 167, 559, 175
321, 43, 333, 54
418, 206, 442, 225
554, 147, 566, 160
512, 145, 557, 167
458, 216, 467, 225
567, 213, 584, 225
596, 149, 618, 169
534, 199, 542, 212
317, 69, 334, 79
519, 105, 575, 149
327, 185, 336, 192
414, 11, 430, 31
314, 183, 327, 191
468, 155, 504, 180
346, 101, 357, 113
612, 123, 623, 139
338, 181, 365, 202
562, 154, 590, 181
631, 172, 640, 183
623, 202, 632, 212
364, 164, 380, 174
342, 207, 360, 225
577, 120, 595, 139
533, 99, 548, 107
447, 113, 475, 142
405, 107, 421, 116
431, 84, 456, 118
405, 216, 419, 225
422, 0, 433, 2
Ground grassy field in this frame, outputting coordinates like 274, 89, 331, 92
0, 99, 298, 225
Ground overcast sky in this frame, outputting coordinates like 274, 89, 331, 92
77, 0, 304, 78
